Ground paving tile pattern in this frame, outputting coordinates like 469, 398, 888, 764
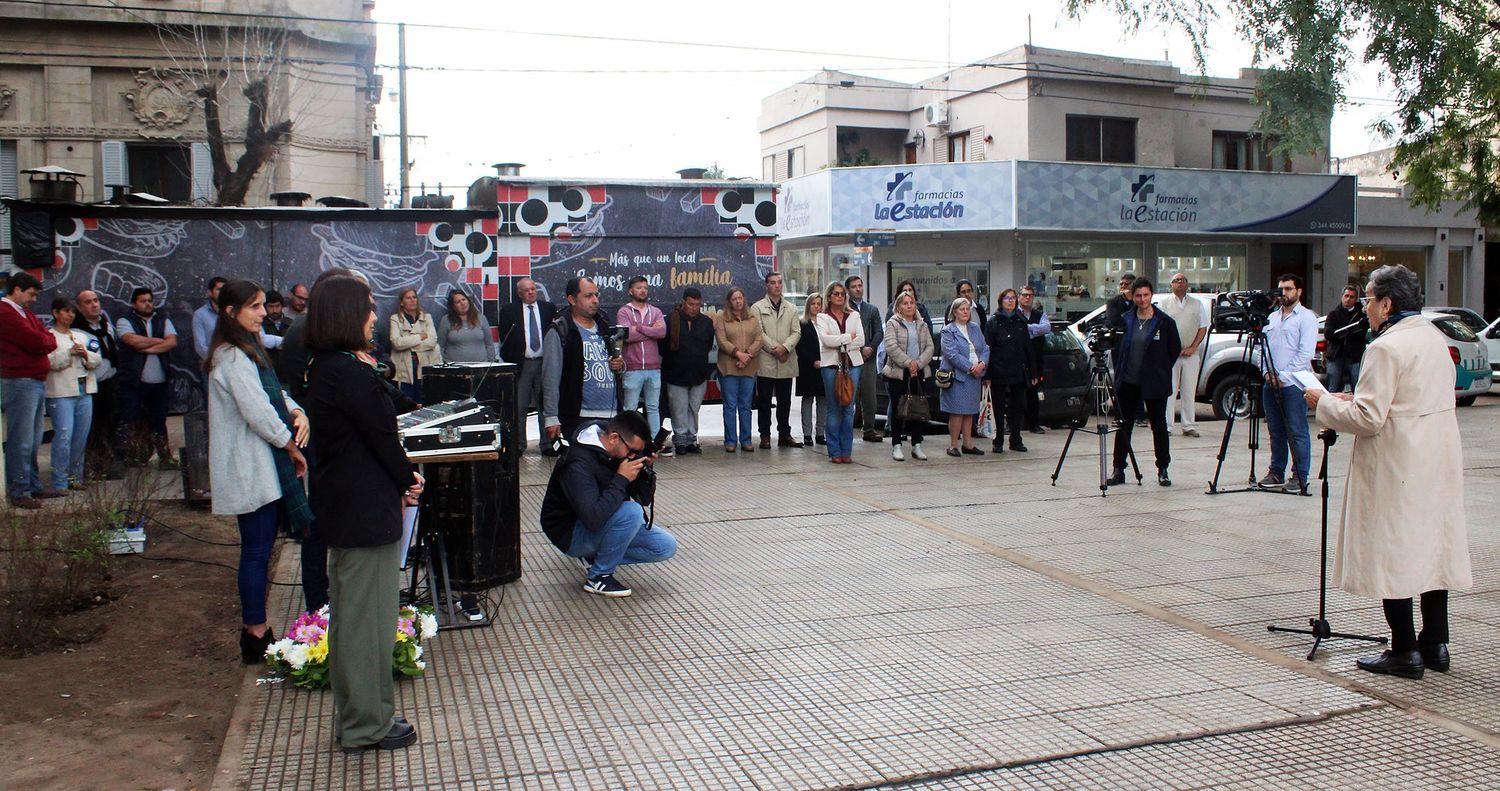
231, 405, 1500, 789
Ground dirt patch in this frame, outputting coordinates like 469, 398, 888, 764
0, 501, 266, 791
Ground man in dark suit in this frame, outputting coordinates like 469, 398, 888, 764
496, 278, 557, 455
846, 275, 885, 442
1106, 278, 1181, 488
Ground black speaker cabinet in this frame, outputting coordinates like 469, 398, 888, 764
419, 362, 522, 588
423, 458, 519, 589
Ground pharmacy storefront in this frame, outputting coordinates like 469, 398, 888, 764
778, 160, 1377, 324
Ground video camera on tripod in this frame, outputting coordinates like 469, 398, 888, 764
1215, 289, 1280, 333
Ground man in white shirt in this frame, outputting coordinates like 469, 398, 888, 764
115, 287, 180, 469
1153, 272, 1211, 437
498, 278, 558, 454
1260, 274, 1319, 494
76, 289, 123, 478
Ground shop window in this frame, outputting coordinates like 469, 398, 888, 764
1157, 243, 1247, 294
780, 248, 824, 311
1347, 246, 1427, 294
1026, 241, 1144, 323
1211, 131, 1290, 172
1066, 116, 1136, 164
889, 262, 989, 325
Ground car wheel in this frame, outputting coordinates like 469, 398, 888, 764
1457, 395, 1477, 407
1211, 375, 1259, 421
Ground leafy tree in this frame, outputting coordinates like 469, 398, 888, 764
1065, 0, 1500, 225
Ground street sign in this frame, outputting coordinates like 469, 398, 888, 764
849, 247, 873, 269
854, 232, 896, 247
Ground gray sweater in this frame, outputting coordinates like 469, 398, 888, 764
207, 345, 300, 516
438, 314, 497, 363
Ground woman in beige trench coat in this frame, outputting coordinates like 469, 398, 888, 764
1306, 264, 1472, 680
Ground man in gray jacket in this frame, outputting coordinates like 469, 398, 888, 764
847, 275, 884, 442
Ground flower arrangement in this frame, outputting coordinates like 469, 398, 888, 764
265, 604, 438, 689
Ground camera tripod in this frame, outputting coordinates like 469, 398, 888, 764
1206, 325, 1311, 497
1267, 428, 1386, 658
1051, 347, 1142, 497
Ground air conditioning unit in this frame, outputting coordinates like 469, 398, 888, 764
924, 101, 949, 128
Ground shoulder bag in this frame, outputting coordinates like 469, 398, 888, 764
896, 373, 930, 422
833, 351, 855, 407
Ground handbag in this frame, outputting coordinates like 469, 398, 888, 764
833, 352, 855, 407
934, 367, 954, 389
896, 375, 930, 422
976, 382, 997, 437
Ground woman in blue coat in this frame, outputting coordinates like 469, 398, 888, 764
938, 297, 988, 457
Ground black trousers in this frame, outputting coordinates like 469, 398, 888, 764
991, 380, 1026, 444
755, 376, 793, 437
885, 373, 925, 445
1112, 381, 1170, 472
86, 376, 124, 475
117, 379, 171, 460
1025, 382, 1042, 429
1383, 590, 1449, 652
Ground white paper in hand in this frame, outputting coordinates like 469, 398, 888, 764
1291, 370, 1326, 392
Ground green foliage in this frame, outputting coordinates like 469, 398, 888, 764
1066, 0, 1500, 225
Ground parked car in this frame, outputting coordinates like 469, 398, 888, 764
1314, 311, 1490, 405
873, 326, 1091, 430
1068, 294, 1265, 421
1481, 315, 1500, 375
1429, 306, 1487, 333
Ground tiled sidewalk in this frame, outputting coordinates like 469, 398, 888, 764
226, 404, 1500, 790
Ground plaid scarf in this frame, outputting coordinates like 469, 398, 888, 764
253, 349, 314, 539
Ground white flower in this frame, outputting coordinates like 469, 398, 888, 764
412, 644, 424, 662
283, 642, 310, 671
418, 613, 437, 640
266, 638, 295, 660
414, 660, 426, 671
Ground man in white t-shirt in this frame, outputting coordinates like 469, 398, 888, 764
1153, 272, 1210, 437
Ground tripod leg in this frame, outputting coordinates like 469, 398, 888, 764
1098, 425, 1109, 496
1051, 426, 1079, 485
1127, 448, 1143, 484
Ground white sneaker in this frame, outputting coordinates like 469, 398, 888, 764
892, 443, 906, 461
910, 443, 928, 461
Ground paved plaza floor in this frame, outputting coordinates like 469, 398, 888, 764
221, 400, 1500, 790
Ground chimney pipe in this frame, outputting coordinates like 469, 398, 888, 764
270, 191, 311, 207
492, 162, 524, 176
676, 167, 708, 180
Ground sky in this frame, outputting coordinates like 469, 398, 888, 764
368, 0, 1393, 205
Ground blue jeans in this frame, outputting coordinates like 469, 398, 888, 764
237, 500, 281, 625
820, 366, 861, 458
2, 377, 46, 499
1263, 383, 1311, 481
720, 374, 755, 446
566, 500, 678, 578
45, 394, 93, 489
1326, 359, 1361, 394
621, 369, 663, 437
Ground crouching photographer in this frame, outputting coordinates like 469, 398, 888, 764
540, 410, 677, 598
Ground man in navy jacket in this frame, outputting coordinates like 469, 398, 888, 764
1107, 278, 1181, 487
539, 411, 677, 598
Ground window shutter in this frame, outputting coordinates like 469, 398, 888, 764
366, 159, 384, 207
773, 151, 789, 181
0, 140, 16, 268
101, 140, 127, 195
934, 135, 950, 163
968, 126, 985, 161
190, 142, 214, 204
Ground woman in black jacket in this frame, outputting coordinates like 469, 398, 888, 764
303, 275, 424, 754
795, 294, 826, 447
985, 289, 1038, 453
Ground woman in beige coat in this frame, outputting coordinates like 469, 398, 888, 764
389, 287, 441, 405
1306, 264, 1472, 680
714, 287, 763, 453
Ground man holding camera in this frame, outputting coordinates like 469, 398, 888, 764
1324, 284, 1367, 394
1261, 274, 1319, 494
1106, 278, 1181, 488
542, 277, 624, 447
540, 410, 677, 597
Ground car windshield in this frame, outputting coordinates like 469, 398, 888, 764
1044, 328, 1081, 353
1433, 316, 1479, 342
1434, 308, 1486, 332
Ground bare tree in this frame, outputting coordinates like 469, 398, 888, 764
151, 21, 297, 206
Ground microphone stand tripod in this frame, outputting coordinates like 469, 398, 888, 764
1051, 345, 1141, 497
1266, 428, 1385, 659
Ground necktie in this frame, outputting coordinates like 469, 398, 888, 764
527, 305, 541, 353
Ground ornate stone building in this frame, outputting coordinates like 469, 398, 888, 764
0, 0, 380, 263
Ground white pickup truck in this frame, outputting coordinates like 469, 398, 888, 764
1069, 293, 1264, 420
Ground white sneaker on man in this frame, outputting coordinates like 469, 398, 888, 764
891, 443, 905, 461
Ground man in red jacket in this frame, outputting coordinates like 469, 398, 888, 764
1, 272, 61, 508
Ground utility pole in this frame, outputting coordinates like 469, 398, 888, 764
398, 22, 410, 209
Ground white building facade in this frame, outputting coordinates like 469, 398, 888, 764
762, 46, 1483, 320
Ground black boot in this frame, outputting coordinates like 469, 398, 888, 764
1356, 649, 1424, 679
240, 625, 276, 665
